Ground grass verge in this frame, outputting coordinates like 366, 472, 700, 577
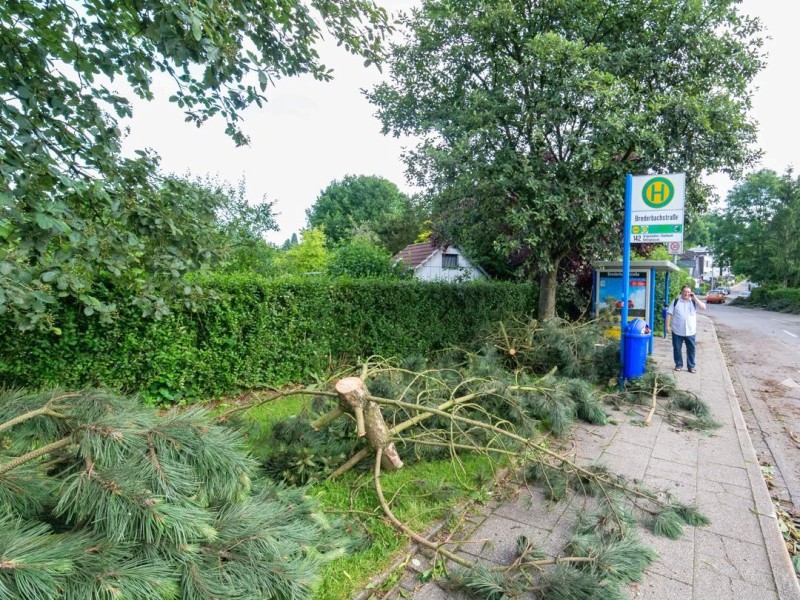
313, 453, 502, 599
239, 394, 508, 600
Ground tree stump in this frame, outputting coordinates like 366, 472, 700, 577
335, 377, 404, 471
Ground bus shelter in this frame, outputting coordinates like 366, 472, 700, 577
591, 260, 681, 353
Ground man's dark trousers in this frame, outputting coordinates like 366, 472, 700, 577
672, 334, 696, 369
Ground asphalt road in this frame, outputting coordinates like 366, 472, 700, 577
703, 282, 800, 512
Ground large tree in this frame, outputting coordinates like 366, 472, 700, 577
368, 0, 763, 317
1, 156, 278, 329
0, 0, 390, 329
306, 174, 421, 253
712, 169, 800, 287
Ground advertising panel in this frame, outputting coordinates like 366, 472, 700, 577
596, 270, 650, 338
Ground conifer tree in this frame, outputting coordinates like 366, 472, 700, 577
0, 389, 339, 599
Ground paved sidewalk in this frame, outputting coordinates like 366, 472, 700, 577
384, 315, 800, 600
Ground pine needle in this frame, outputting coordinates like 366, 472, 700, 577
583, 535, 658, 583
669, 391, 711, 416
447, 564, 524, 600
670, 502, 711, 527
651, 509, 685, 539
539, 563, 627, 600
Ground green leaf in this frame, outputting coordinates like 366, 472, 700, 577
190, 15, 203, 41
40, 270, 60, 283
35, 213, 54, 230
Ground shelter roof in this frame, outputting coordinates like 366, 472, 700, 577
591, 260, 681, 273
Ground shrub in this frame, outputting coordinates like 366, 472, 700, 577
328, 238, 410, 279
750, 286, 800, 313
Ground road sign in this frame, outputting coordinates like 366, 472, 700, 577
630, 173, 685, 242
668, 241, 683, 254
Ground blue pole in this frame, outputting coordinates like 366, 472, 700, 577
620, 174, 633, 387
648, 267, 656, 355
663, 272, 671, 338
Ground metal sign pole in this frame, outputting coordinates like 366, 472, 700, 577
619, 174, 633, 387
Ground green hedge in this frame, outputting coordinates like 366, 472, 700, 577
0, 276, 539, 403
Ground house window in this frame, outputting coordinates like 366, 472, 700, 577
442, 253, 459, 269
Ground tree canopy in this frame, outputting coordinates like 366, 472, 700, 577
368, 0, 763, 317
279, 227, 330, 275
712, 169, 800, 288
306, 174, 421, 253
1, 0, 391, 329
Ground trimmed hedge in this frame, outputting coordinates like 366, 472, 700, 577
0, 276, 539, 403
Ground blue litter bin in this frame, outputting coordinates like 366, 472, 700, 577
623, 318, 651, 379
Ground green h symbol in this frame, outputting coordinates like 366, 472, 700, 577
650, 182, 667, 203
642, 177, 674, 208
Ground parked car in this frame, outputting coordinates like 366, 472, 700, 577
706, 289, 726, 304
718, 286, 730, 295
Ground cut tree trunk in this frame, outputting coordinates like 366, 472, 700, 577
334, 377, 404, 471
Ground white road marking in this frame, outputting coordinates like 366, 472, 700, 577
772, 318, 795, 324
780, 378, 800, 389
783, 330, 798, 338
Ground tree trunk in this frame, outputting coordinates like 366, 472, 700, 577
335, 377, 404, 471
538, 267, 558, 319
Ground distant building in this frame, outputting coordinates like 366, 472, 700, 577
681, 246, 712, 281
393, 242, 487, 282
680, 246, 731, 285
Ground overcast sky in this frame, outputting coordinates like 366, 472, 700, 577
121, 0, 797, 245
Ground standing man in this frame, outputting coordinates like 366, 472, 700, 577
665, 285, 706, 373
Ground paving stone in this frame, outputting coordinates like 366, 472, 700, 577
410, 581, 468, 600
638, 528, 694, 584
609, 419, 663, 448
595, 447, 651, 480
650, 428, 699, 466
694, 567, 780, 600
399, 572, 422, 591
407, 555, 431, 574
695, 489, 764, 543
632, 571, 693, 599
697, 477, 755, 501
697, 461, 751, 488
695, 529, 777, 591
698, 435, 749, 468
644, 456, 696, 482
641, 475, 697, 503
456, 514, 543, 564
492, 486, 568, 530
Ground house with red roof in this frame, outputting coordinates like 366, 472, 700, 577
393, 241, 487, 282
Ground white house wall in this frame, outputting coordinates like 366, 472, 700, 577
414, 248, 485, 282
